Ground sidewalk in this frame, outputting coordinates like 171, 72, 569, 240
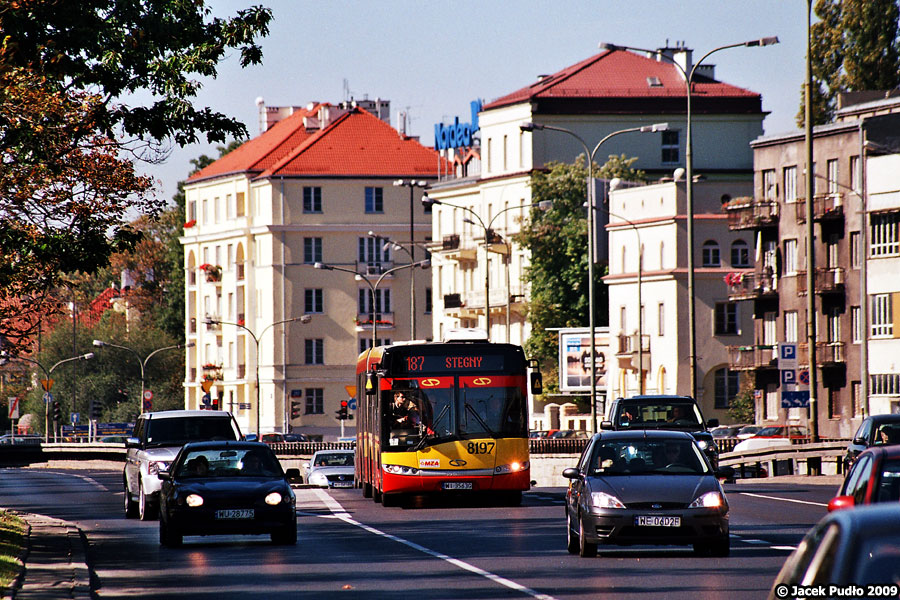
4, 512, 91, 600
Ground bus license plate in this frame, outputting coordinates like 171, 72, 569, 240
442, 482, 473, 490
635, 515, 680, 527
215, 509, 254, 520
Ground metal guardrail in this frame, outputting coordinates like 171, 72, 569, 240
719, 440, 847, 478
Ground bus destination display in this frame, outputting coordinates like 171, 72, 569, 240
399, 353, 506, 374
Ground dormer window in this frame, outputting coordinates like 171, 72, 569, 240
647, 76, 662, 87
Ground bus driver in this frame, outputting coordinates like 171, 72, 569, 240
392, 391, 420, 429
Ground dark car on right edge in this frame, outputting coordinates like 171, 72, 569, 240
844, 413, 900, 467
602, 395, 720, 469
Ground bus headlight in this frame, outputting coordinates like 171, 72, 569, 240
384, 464, 420, 475
495, 461, 529, 474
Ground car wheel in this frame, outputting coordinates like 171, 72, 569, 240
566, 512, 579, 555
138, 479, 157, 521
578, 515, 597, 558
123, 478, 138, 519
362, 482, 373, 498
373, 486, 382, 503
159, 518, 182, 547
271, 523, 297, 545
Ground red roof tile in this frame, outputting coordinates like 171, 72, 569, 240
484, 49, 759, 110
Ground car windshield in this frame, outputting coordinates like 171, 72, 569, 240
313, 452, 354, 467
590, 439, 709, 476
175, 448, 282, 478
876, 459, 900, 502
146, 417, 238, 446
615, 402, 703, 430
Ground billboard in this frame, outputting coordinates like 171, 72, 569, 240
558, 328, 609, 393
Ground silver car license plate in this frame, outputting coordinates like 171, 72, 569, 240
442, 482, 473, 490
215, 509, 254, 520
635, 515, 681, 527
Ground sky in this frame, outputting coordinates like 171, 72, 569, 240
140, 0, 812, 202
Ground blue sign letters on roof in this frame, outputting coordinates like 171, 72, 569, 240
434, 100, 483, 150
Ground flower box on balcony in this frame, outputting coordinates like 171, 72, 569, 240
199, 263, 222, 282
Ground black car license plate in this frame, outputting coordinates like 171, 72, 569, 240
215, 509, 254, 520
635, 515, 680, 527
442, 482, 473, 490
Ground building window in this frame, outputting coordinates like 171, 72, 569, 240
304, 339, 324, 365
359, 338, 391, 353
871, 373, 900, 396
359, 288, 391, 316
731, 240, 750, 267
871, 211, 900, 257
714, 302, 738, 335
871, 294, 894, 338
365, 187, 383, 213
851, 306, 861, 343
303, 187, 322, 213
784, 311, 798, 343
784, 239, 798, 275
425, 288, 432, 314
304, 289, 324, 314
304, 388, 323, 414
850, 231, 861, 269
303, 237, 323, 264
826, 159, 839, 194
658, 303, 665, 336
849, 155, 860, 193
851, 381, 862, 417
763, 311, 777, 345
827, 306, 841, 342
762, 169, 776, 200
661, 130, 679, 164
783, 166, 797, 203
701, 241, 720, 267
828, 387, 841, 419
358, 237, 391, 266
236, 192, 246, 217
714, 368, 740, 409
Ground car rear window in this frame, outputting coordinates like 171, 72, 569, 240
146, 416, 238, 445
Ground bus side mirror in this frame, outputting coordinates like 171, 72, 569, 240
365, 372, 376, 396
530, 371, 543, 395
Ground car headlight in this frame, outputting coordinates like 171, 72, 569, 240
695, 440, 709, 450
384, 464, 420, 475
590, 491, 626, 510
308, 472, 329, 486
689, 491, 724, 509
495, 460, 529, 474
186, 494, 204, 507
265, 492, 283, 506
148, 461, 170, 476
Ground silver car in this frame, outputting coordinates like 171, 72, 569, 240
305, 449, 355, 488
124, 410, 242, 520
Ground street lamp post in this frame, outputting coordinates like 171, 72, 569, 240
93, 340, 194, 415
519, 120, 668, 432
420, 197, 552, 340
203, 316, 311, 438
367, 231, 430, 341
315, 260, 430, 351
393, 180, 428, 339
599, 38, 778, 401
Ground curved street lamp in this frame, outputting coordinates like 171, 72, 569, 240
392, 180, 429, 338
421, 196, 552, 340
7, 352, 94, 441
92, 340, 194, 415
518, 120, 668, 432
367, 231, 431, 340
598, 37, 779, 400
202, 315, 311, 438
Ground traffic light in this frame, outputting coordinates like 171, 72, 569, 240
291, 400, 302, 420
52, 401, 61, 421
90, 400, 102, 421
336, 399, 349, 420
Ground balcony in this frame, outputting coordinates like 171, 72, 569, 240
355, 313, 395, 331
443, 293, 463, 309
205, 316, 222, 331
472, 229, 510, 254
357, 261, 394, 277
438, 234, 476, 261
616, 333, 651, 371
817, 341, 845, 366
815, 267, 845, 296
813, 193, 844, 222
725, 270, 778, 301
724, 197, 779, 230
202, 363, 223, 382
465, 289, 514, 314
727, 345, 777, 371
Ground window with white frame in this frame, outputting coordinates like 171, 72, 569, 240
364, 187, 383, 213
871, 212, 900, 257
358, 237, 391, 266
658, 303, 665, 336
304, 339, 324, 365
304, 388, 323, 414
783, 166, 797, 203
871, 373, 900, 396
304, 289, 324, 314
871, 294, 894, 338
303, 187, 322, 213
762, 169, 776, 200
714, 368, 740, 409
784, 239, 798, 275
826, 159, 838, 194
303, 237, 322, 264
359, 338, 392, 353
701, 240, 720, 267
714, 302, 738, 335
849, 155, 860, 193
731, 240, 750, 267
661, 130, 679, 164
763, 311, 777, 345
359, 288, 391, 316
850, 231, 861, 269
226, 194, 234, 219
785, 311, 798, 343
826, 306, 841, 342
851, 306, 861, 343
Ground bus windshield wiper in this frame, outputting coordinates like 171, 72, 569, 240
415, 404, 452, 450
464, 403, 496, 437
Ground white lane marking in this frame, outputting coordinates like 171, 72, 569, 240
738, 492, 828, 507
311, 489, 557, 600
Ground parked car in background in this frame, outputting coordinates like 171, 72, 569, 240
0, 434, 42, 445
563, 430, 731, 558
828, 445, 900, 512
768, 504, 900, 598
711, 425, 746, 439
158, 441, 298, 547
550, 429, 589, 439
731, 425, 809, 453
124, 410, 243, 521
305, 449, 355, 488
99, 435, 128, 444
844, 413, 900, 467
243, 433, 258, 442
529, 430, 550, 439
261, 433, 285, 445
283, 433, 309, 443
735, 425, 763, 439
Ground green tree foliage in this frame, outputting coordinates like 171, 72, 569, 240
726, 379, 757, 424
0, 1, 271, 352
801, 0, 900, 125
514, 155, 645, 394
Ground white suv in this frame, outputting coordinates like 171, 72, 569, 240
124, 410, 242, 520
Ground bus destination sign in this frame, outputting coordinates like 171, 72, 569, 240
399, 354, 505, 374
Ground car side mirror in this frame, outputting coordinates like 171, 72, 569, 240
827, 495, 855, 512
125, 437, 140, 448
562, 467, 582, 480
600, 420, 613, 430
285, 468, 302, 484
853, 437, 867, 446
715, 466, 735, 482
304, 461, 311, 472
707, 418, 719, 428
530, 371, 543, 395
158, 470, 170, 481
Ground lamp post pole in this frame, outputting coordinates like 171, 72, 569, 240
599, 38, 778, 401
367, 231, 430, 341
393, 180, 428, 340
421, 198, 551, 341
519, 121, 667, 432
9, 352, 94, 442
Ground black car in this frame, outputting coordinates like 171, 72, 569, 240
563, 430, 731, 558
158, 441, 298, 547
844, 413, 900, 467
601, 395, 720, 469
768, 504, 900, 599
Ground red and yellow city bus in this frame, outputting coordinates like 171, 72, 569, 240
355, 331, 540, 506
